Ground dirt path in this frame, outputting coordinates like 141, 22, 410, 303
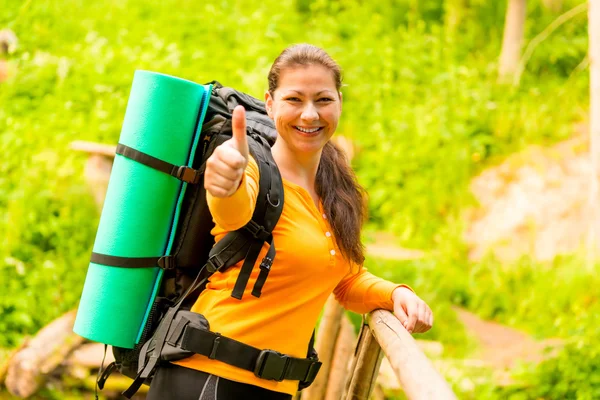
453, 307, 562, 383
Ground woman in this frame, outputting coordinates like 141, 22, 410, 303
147, 44, 433, 400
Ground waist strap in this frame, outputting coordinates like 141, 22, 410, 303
179, 325, 321, 384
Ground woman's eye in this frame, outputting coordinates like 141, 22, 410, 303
318, 98, 334, 102
285, 97, 301, 102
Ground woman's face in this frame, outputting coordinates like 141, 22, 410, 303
265, 64, 342, 156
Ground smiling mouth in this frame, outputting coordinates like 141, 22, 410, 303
294, 126, 323, 134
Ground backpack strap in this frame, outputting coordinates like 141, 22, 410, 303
249, 133, 283, 298
251, 239, 275, 298
179, 323, 321, 385
115, 143, 203, 184
231, 239, 265, 300
122, 305, 182, 398
230, 133, 283, 300
89, 253, 176, 270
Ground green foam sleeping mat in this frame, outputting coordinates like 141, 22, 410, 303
73, 71, 212, 349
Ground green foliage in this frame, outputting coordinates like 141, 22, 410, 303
0, 0, 596, 397
470, 318, 600, 400
0, 143, 98, 346
512, 323, 600, 399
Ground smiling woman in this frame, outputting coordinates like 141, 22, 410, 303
265, 64, 341, 159
147, 44, 433, 400
265, 45, 360, 260
266, 64, 342, 206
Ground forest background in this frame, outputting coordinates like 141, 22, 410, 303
1, 0, 599, 399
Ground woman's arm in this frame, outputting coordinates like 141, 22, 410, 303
333, 267, 412, 313
206, 156, 260, 231
333, 267, 432, 333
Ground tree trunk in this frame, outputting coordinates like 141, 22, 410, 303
498, 0, 527, 82
589, 0, 600, 260
5, 310, 84, 398
0, 340, 29, 385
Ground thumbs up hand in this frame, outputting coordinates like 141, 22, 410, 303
204, 105, 250, 198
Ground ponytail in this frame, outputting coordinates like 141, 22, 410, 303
316, 141, 366, 267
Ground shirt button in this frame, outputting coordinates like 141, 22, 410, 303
322, 214, 327, 219
325, 232, 331, 237
330, 249, 336, 256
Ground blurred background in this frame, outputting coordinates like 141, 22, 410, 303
1, 0, 599, 398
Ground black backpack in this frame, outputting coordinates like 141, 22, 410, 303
95, 83, 321, 398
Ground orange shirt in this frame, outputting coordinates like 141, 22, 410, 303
175, 156, 408, 395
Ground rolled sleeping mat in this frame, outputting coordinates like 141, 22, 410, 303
73, 70, 212, 349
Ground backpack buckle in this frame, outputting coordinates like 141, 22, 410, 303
254, 350, 290, 382
158, 256, 176, 270
175, 166, 201, 184
208, 334, 221, 359
300, 359, 322, 388
97, 361, 117, 390
243, 221, 270, 242
206, 256, 224, 274
259, 256, 273, 272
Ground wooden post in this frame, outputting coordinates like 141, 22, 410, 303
343, 322, 384, 400
498, 0, 527, 82
70, 140, 116, 210
366, 310, 457, 400
590, 0, 600, 261
325, 315, 357, 400
301, 296, 345, 400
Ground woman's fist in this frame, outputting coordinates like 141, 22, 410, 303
204, 106, 249, 198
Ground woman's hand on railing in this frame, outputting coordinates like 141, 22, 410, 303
391, 287, 433, 334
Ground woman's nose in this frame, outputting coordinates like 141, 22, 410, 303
301, 103, 319, 121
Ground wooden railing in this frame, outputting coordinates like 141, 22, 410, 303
299, 297, 457, 400
68, 141, 458, 399
366, 310, 457, 399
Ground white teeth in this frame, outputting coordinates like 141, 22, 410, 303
296, 126, 321, 133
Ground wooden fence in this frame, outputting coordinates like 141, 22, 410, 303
299, 297, 457, 400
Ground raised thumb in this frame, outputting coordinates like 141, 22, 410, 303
231, 105, 249, 160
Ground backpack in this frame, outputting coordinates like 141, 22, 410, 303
96, 82, 321, 398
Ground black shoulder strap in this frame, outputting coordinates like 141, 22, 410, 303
230, 134, 283, 299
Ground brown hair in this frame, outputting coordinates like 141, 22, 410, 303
268, 44, 366, 267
